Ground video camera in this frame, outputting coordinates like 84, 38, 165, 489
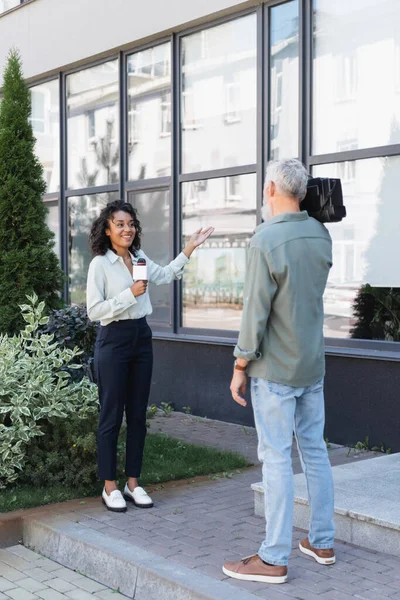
301, 177, 346, 223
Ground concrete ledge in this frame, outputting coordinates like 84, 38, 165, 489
252, 453, 400, 557
23, 517, 261, 600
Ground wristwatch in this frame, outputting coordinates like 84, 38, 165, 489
234, 360, 247, 372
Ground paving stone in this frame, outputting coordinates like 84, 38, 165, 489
16, 578, 48, 593
36, 590, 67, 600
70, 578, 106, 594
47, 569, 82, 584
5, 589, 38, 600
5, 548, 41, 564
0, 552, 31, 573
355, 589, 393, 599
0, 564, 26, 583
34, 558, 61, 573
66, 589, 103, 600
351, 558, 392, 573
20, 569, 54, 584
323, 590, 362, 600
0, 578, 17, 593
47, 578, 77, 593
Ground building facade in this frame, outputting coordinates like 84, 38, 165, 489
1, 0, 399, 449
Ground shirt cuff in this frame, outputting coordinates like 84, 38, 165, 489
234, 345, 262, 362
171, 252, 190, 270
118, 287, 138, 307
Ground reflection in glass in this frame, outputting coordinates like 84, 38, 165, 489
313, 0, 400, 154
127, 43, 172, 180
30, 80, 60, 193
0, 0, 19, 14
67, 61, 119, 189
270, 0, 299, 160
45, 200, 60, 258
69, 192, 119, 305
181, 15, 257, 173
129, 190, 171, 324
182, 174, 257, 330
314, 156, 400, 339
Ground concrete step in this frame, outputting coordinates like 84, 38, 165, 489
252, 453, 400, 557
22, 516, 262, 600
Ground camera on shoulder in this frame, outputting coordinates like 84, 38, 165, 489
301, 177, 346, 224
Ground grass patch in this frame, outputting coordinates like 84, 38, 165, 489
0, 433, 249, 513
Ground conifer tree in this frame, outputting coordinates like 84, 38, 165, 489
0, 49, 64, 334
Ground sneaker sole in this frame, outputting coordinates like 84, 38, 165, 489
222, 566, 288, 584
123, 494, 154, 508
101, 498, 127, 513
299, 543, 336, 565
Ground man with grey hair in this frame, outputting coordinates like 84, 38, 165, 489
223, 159, 335, 584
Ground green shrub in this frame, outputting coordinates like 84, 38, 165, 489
20, 410, 100, 489
0, 49, 64, 335
351, 285, 400, 341
41, 305, 98, 381
0, 294, 98, 489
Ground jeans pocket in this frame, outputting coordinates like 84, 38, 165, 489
266, 380, 295, 397
309, 378, 324, 393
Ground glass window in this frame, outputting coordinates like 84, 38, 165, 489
127, 43, 172, 180
128, 190, 171, 324
67, 61, 119, 189
44, 200, 60, 258
313, 156, 400, 339
313, 0, 400, 154
182, 174, 257, 331
181, 15, 257, 173
68, 192, 119, 305
270, 0, 299, 160
0, 0, 20, 14
30, 80, 60, 193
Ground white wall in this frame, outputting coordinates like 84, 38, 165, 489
0, 0, 252, 85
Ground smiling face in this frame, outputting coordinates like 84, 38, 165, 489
105, 210, 137, 255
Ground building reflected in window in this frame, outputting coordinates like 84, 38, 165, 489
182, 174, 256, 331
181, 15, 257, 173
270, 0, 299, 161
30, 80, 60, 193
127, 43, 172, 180
66, 61, 119, 189
68, 192, 119, 305
314, 155, 400, 339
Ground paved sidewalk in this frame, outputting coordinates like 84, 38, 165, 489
0, 545, 128, 600
28, 412, 400, 600
150, 411, 378, 472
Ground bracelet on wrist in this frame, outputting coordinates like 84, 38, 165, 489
234, 360, 247, 372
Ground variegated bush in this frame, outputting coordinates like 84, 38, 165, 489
0, 294, 98, 488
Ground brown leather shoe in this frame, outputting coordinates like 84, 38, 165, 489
223, 554, 288, 584
299, 537, 335, 565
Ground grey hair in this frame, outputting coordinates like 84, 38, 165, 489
265, 159, 309, 201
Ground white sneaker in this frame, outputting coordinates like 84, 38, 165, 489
102, 488, 127, 513
123, 484, 154, 508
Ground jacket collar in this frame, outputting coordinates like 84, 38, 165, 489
255, 211, 309, 233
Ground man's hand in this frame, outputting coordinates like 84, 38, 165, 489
230, 370, 247, 407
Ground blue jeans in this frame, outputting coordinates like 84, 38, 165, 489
251, 377, 335, 566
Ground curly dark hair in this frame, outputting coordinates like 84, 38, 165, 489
89, 200, 142, 257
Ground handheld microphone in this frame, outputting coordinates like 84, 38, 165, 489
133, 257, 148, 281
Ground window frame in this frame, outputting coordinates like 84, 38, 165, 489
17, 0, 400, 360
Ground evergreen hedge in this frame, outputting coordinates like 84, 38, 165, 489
0, 49, 64, 334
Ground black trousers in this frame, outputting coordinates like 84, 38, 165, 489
94, 318, 153, 481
